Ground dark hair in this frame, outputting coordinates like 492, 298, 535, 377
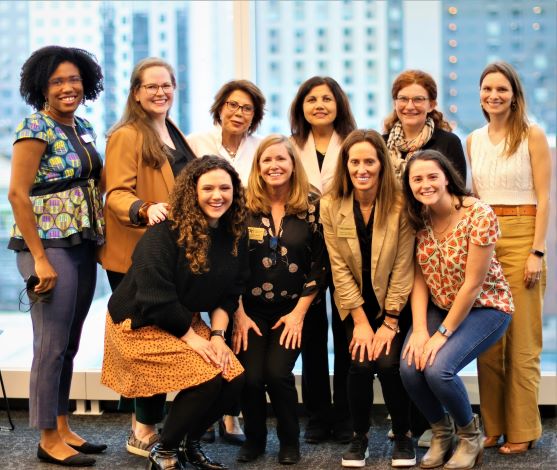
210, 80, 266, 134
169, 155, 247, 273
289, 76, 356, 148
19, 45, 103, 110
383, 70, 452, 133
330, 129, 399, 227
402, 150, 471, 231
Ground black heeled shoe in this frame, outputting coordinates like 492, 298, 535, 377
218, 417, 245, 446
37, 445, 95, 467
185, 438, 228, 470
68, 441, 107, 454
147, 444, 185, 470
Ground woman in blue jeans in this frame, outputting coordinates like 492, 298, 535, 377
400, 150, 513, 470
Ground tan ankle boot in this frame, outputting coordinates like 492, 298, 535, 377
443, 414, 483, 470
420, 415, 456, 469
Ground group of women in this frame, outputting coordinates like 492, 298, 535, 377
7, 44, 550, 470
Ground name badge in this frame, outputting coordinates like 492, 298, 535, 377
337, 225, 356, 238
248, 227, 266, 241
81, 134, 94, 143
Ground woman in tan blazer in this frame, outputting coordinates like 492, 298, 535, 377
320, 130, 416, 468
99, 57, 195, 458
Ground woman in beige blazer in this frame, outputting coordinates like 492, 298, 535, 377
99, 57, 195, 458
320, 130, 416, 468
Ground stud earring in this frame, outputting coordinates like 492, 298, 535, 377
511, 101, 517, 111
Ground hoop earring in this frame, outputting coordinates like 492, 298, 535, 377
43, 100, 50, 112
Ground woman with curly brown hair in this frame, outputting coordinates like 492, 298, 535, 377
101, 156, 248, 470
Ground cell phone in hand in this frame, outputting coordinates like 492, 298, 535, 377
25, 275, 53, 303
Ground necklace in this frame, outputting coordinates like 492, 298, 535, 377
431, 198, 455, 236
222, 142, 239, 158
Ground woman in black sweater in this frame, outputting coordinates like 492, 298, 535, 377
102, 156, 248, 470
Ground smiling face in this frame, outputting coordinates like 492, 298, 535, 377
394, 83, 434, 135
302, 84, 337, 130
347, 141, 382, 198
220, 89, 254, 137
259, 142, 294, 191
480, 72, 514, 119
133, 66, 175, 119
45, 61, 83, 119
197, 169, 234, 227
408, 159, 450, 208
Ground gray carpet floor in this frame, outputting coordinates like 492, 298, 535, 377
0, 409, 555, 469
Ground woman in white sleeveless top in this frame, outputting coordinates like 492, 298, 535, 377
467, 62, 550, 455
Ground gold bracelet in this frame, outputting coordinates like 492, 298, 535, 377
382, 320, 400, 334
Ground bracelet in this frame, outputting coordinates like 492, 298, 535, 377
382, 320, 400, 334
384, 312, 399, 320
210, 329, 226, 340
529, 249, 545, 258
138, 201, 156, 224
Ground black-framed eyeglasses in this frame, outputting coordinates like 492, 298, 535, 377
269, 235, 279, 267
225, 100, 255, 115
141, 83, 175, 96
395, 96, 429, 106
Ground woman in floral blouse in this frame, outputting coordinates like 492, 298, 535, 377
400, 150, 513, 470
232, 135, 327, 466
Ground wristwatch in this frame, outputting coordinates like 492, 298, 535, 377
437, 324, 453, 338
529, 249, 545, 258
210, 329, 226, 340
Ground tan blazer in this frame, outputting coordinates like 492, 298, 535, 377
320, 193, 415, 321
99, 123, 181, 273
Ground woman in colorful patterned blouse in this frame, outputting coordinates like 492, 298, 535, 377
8, 46, 105, 466
232, 135, 327, 465
400, 150, 513, 470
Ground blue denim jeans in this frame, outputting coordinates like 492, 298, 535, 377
400, 302, 510, 427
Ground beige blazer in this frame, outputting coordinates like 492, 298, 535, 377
99, 122, 184, 273
320, 193, 415, 321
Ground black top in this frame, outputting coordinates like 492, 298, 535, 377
315, 149, 325, 172
383, 127, 467, 183
108, 220, 249, 338
166, 120, 196, 176
243, 202, 328, 318
353, 200, 380, 317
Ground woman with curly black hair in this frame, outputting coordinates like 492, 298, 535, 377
8, 45, 105, 466
102, 156, 248, 470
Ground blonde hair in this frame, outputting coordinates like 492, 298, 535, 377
246, 135, 311, 215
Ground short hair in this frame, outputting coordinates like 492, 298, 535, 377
402, 149, 471, 231
19, 45, 103, 110
246, 134, 311, 215
383, 69, 452, 133
289, 76, 356, 148
169, 155, 247, 274
209, 80, 266, 134
330, 129, 399, 227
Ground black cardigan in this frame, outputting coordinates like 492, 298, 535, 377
108, 220, 248, 338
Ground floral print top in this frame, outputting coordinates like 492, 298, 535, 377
416, 200, 513, 314
243, 202, 328, 318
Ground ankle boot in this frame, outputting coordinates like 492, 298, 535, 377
147, 443, 185, 470
185, 438, 228, 470
443, 414, 483, 470
420, 414, 456, 469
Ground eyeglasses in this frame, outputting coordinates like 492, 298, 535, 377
269, 235, 279, 267
48, 76, 83, 88
395, 96, 429, 106
225, 100, 255, 115
141, 83, 175, 96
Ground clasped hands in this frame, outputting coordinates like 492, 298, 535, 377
183, 329, 233, 375
349, 321, 397, 363
402, 329, 448, 370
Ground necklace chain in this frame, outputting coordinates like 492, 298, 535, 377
431, 199, 455, 236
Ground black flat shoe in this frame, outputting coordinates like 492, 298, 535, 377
237, 441, 265, 463
68, 441, 107, 454
218, 418, 245, 446
37, 445, 96, 467
278, 444, 301, 465
185, 438, 228, 470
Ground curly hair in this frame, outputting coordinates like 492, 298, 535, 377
19, 45, 103, 110
210, 80, 266, 135
169, 155, 247, 274
383, 70, 452, 134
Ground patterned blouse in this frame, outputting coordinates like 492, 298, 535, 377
243, 202, 328, 318
416, 200, 513, 314
9, 112, 104, 250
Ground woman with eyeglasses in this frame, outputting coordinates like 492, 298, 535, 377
232, 135, 327, 465
8, 45, 105, 466
288, 76, 356, 445
99, 57, 195, 458
384, 70, 466, 183
187, 80, 266, 186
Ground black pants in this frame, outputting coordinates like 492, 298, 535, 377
238, 315, 301, 446
344, 313, 411, 436
160, 374, 245, 448
301, 284, 350, 426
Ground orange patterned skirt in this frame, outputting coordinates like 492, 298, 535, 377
101, 312, 244, 398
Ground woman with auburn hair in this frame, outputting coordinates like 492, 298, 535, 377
289, 76, 356, 444
321, 130, 416, 468
102, 156, 248, 470
468, 62, 550, 455
99, 57, 195, 457
384, 69, 466, 183
232, 135, 327, 465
